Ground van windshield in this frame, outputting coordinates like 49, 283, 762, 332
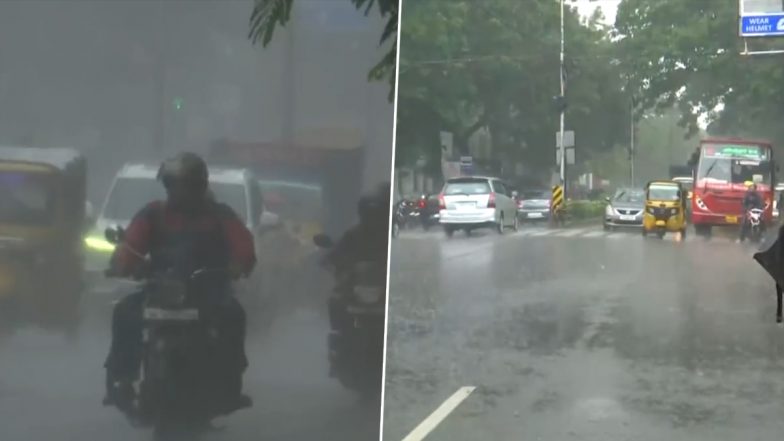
102, 178, 164, 221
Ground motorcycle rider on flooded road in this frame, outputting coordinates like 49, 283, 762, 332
103, 152, 256, 417
740, 182, 764, 243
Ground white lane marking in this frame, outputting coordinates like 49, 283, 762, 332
582, 230, 606, 238
401, 386, 476, 441
515, 229, 538, 236
606, 233, 626, 239
529, 229, 553, 237
554, 228, 585, 237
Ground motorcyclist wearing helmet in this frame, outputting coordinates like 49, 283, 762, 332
323, 183, 390, 376
740, 181, 764, 242
325, 182, 390, 273
103, 152, 256, 417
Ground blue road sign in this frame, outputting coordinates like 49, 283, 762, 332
740, 14, 784, 37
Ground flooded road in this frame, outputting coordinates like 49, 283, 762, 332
0, 268, 380, 441
384, 226, 784, 441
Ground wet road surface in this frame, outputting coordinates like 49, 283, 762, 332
384, 224, 784, 441
0, 265, 380, 441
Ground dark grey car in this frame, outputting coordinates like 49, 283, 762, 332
516, 190, 551, 222
604, 188, 645, 230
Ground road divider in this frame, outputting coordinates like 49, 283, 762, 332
401, 386, 476, 441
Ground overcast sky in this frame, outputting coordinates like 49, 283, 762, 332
572, 0, 621, 25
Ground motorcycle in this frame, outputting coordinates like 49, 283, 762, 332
313, 233, 385, 399
744, 207, 766, 243
416, 194, 440, 231
392, 200, 410, 238
104, 227, 248, 440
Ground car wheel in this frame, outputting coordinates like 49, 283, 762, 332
496, 216, 505, 235
512, 215, 520, 232
444, 226, 454, 238
603, 223, 609, 231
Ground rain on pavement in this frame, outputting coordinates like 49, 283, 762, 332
383, 226, 784, 441
0, 270, 380, 441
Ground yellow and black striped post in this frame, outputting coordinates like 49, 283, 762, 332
551, 185, 565, 227
551, 185, 564, 212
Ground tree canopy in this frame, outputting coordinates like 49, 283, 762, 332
248, 0, 398, 100
395, 0, 630, 174
615, 0, 784, 145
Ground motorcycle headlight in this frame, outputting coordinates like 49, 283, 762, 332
354, 285, 384, 304
84, 234, 116, 252
670, 207, 679, 215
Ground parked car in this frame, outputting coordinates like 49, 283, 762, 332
516, 189, 551, 222
604, 187, 645, 230
438, 176, 518, 237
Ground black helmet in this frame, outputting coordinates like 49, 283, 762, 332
157, 152, 209, 193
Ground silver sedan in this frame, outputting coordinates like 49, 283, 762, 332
604, 188, 645, 230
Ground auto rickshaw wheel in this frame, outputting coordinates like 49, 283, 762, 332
656, 229, 665, 239
641, 228, 647, 237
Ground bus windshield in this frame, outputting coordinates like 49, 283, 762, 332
697, 143, 773, 186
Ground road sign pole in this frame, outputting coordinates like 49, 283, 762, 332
559, 0, 566, 196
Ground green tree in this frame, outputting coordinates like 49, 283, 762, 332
396, 0, 629, 173
248, 0, 398, 100
614, 0, 784, 147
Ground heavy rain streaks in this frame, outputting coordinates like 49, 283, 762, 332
0, 1, 393, 440
384, 226, 784, 441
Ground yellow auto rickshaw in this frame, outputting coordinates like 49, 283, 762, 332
0, 146, 87, 330
642, 180, 688, 239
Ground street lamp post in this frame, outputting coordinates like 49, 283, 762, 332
559, 0, 566, 194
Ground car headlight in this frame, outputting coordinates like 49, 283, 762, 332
84, 235, 116, 252
605, 205, 613, 216
354, 285, 384, 304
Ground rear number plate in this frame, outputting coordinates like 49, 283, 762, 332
143, 308, 199, 321
457, 202, 476, 209
725, 215, 738, 224
527, 212, 544, 218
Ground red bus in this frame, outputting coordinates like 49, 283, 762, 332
691, 137, 776, 236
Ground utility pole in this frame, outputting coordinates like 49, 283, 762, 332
630, 96, 635, 186
558, 0, 567, 196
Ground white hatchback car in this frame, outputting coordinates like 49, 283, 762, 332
438, 176, 519, 236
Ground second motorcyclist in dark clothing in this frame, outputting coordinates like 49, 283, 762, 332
323, 183, 390, 376
103, 152, 256, 417
326, 188, 390, 273
740, 182, 764, 242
